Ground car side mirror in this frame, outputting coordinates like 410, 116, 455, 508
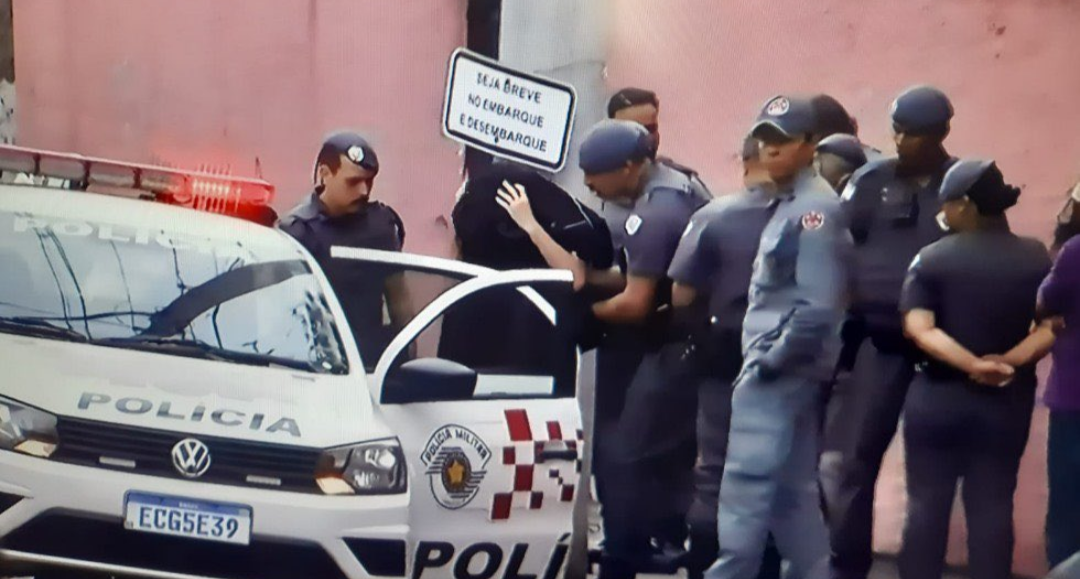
382, 358, 477, 404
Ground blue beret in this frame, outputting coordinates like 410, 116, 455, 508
751, 95, 818, 138
941, 158, 1020, 215
891, 85, 953, 133
319, 131, 379, 173
940, 159, 995, 203
578, 120, 653, 174
816, 134, 868, 167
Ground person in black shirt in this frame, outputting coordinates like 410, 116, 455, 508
822, 86, 959, 579
279, 132, 411, 369
899, 159, 1056, 579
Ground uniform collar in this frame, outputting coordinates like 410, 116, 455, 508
302, 187, 376, 222
770, 167, 817, 202
290, 190, 325, 221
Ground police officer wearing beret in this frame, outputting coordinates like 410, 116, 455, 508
708, 95, 852, 579
668, 135, 783, 579
899, 159, 1055, 579
279, 131, 410, 368
821, 85, 960, 579
506, 119, 707, 579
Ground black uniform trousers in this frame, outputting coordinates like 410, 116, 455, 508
821, 329, 915, 579
599, 340, 698, 579
899, 371, 1035, 579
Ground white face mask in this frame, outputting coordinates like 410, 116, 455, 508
936, 210, 951, 232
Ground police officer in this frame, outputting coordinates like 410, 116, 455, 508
608, 87, 713, 199
707, 95, 851, 579
821, 85, 959, 579
815, 134, 869, 194
279, 131, 409, 368
668, 135, 782, 579
551, 119, 708, 579
899, 159, 1054, 579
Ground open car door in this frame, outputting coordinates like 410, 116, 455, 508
330, 247, 583, 579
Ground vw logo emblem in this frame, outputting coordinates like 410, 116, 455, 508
171, 438, 212, 478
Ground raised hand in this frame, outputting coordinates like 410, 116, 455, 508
495, 180, 541, 235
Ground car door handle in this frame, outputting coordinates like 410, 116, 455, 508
537, 448, 578, 463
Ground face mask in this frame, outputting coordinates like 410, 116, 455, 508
935, 210, 950, 232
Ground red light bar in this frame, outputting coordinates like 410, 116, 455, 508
0, 144, 275, 222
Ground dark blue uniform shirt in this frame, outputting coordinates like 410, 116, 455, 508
841, 157, 956, 335
900, 227, 1051, 381
279, 191, 405, 366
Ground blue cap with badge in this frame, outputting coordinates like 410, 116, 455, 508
750, 95, 818, 139
891, 85, 954, 134
578, 120, 654, 175
315, 131, 379, 182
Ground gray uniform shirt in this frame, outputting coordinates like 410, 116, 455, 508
610, 162, 712, 281
668, 186, 774, 332
743, 169, 853, 380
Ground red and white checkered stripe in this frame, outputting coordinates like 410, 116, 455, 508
490, 408, 583, 521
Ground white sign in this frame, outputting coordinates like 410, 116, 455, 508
442, 48, 577, 172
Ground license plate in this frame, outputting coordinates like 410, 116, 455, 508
124, 492, 252, 545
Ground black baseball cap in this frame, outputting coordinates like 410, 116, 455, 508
891, 85, 954, 134
316, 131, 380, 176
751, 95, 818, 140
578, 120, 654, 175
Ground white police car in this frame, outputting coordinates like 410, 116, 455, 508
0, 145, 584, 579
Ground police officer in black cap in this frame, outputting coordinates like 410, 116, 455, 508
280, 131, 410, 368
821, 85, 959, 579
899, 159, 1054, 579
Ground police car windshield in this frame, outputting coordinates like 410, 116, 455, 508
0, 208, 349, 375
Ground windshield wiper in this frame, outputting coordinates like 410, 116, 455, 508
0, 317, 89, 342
91, 336, 321, 373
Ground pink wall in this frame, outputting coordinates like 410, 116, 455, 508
606, 1, 1080, 576
12, 0, 467, 255
607, 0, 1080, 241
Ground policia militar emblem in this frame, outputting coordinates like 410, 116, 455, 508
421, 425, 492, 509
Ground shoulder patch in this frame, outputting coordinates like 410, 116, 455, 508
801, 211, 825, 231
626, 214, 643, 236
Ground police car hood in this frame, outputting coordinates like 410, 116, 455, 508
0, 333, 389, 448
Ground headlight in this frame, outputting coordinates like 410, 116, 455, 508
0, 397, 59, 458
316, 438, 406, 495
